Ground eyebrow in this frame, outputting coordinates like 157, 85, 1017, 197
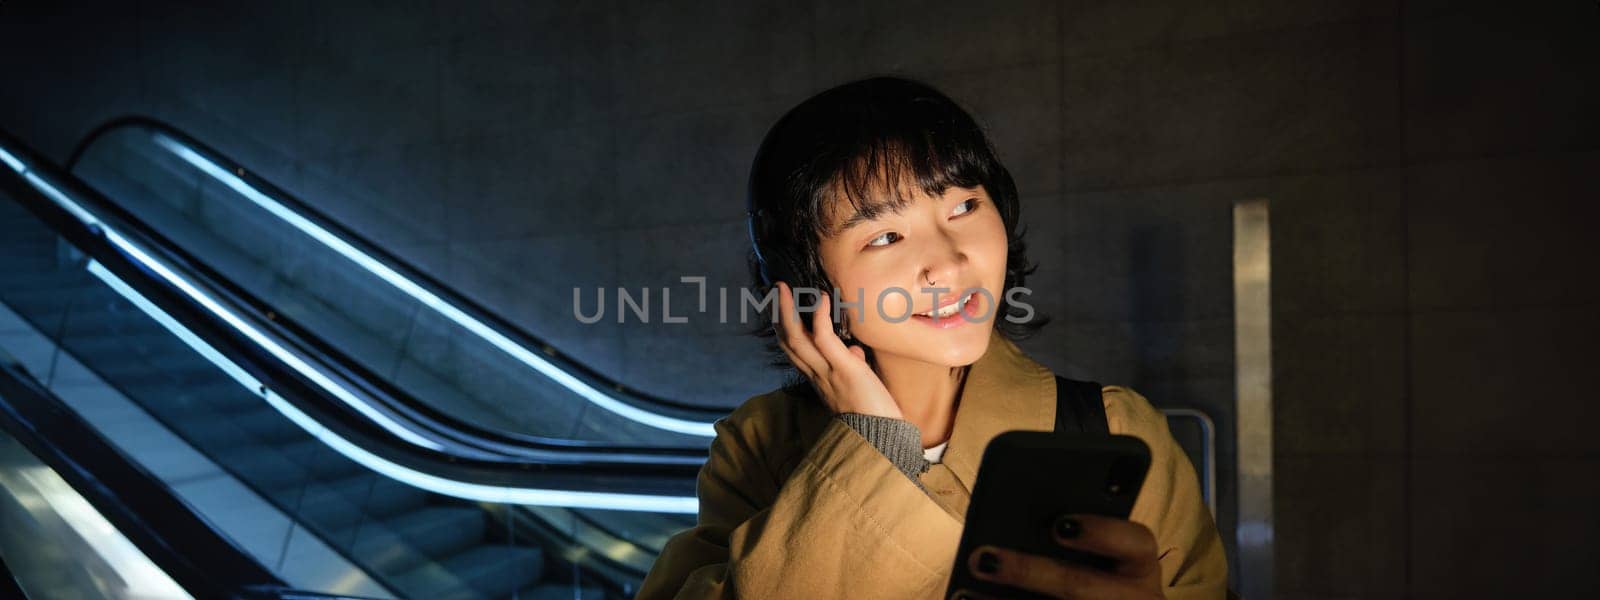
836, 203, 901, 233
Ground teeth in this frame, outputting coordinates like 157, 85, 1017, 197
919, 293, 970, 318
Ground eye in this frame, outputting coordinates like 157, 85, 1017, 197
952, 198, 981, 217
866, 231, 901, 248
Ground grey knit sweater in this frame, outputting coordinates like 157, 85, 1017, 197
836, 413, 933, 493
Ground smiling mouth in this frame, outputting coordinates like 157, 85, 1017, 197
914, 291, 976, 318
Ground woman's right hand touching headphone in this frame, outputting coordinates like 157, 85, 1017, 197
774, 281, 903, 420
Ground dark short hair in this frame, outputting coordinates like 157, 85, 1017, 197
744, 75, 1049, 389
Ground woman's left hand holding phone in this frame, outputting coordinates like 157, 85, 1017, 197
965, 514, 1165, 599
773, 281, 903, 420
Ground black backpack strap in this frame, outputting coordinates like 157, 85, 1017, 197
1053, 375, 1108, 435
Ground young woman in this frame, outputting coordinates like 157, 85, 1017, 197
637, 76, 1227, 599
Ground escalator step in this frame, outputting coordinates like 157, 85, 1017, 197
392, 544, 544, 600
572, 510, 693, 556
516, 583, 607, 600
332, 506, 487, 575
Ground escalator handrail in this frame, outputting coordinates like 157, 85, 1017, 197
8, 125, 713, 458
0, 130, 703, 512
69, 116, 733, 422
58, 118, 721, 452
0, 357, 293, 599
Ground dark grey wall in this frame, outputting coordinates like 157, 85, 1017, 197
2, 1, 1595, 598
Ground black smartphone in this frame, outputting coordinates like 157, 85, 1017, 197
945, 431, 1152, 600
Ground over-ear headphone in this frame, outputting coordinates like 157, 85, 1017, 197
746, 188, 855, 341
746, 141, 774, 288
745, 204, 772, 288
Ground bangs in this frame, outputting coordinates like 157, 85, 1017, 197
806, 101, 998, 240
815, 140, 982, 238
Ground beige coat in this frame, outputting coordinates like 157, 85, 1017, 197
637, 334, 1228, 599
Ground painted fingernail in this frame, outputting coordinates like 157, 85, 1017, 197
975, 550, 999, 575
1054, 516, 1081, 539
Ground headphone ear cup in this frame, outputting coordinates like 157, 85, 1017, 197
745, 209, 772, 287
763, 246, 796, 289
756, 257, 773, 288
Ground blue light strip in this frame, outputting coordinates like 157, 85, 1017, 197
89, 261, 696, 513
25, 171, 101, 225
9, 163, 444, 452
0, 146, 24, 172
152, 135, 717, 438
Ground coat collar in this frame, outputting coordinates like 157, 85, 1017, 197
938, 333, 1057, 492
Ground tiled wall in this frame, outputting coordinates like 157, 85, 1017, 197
2, 1, 1595, 597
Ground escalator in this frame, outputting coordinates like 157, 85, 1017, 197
0, 128, 709, 598
0, 346, 305, 599
68, 118, 727, 447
